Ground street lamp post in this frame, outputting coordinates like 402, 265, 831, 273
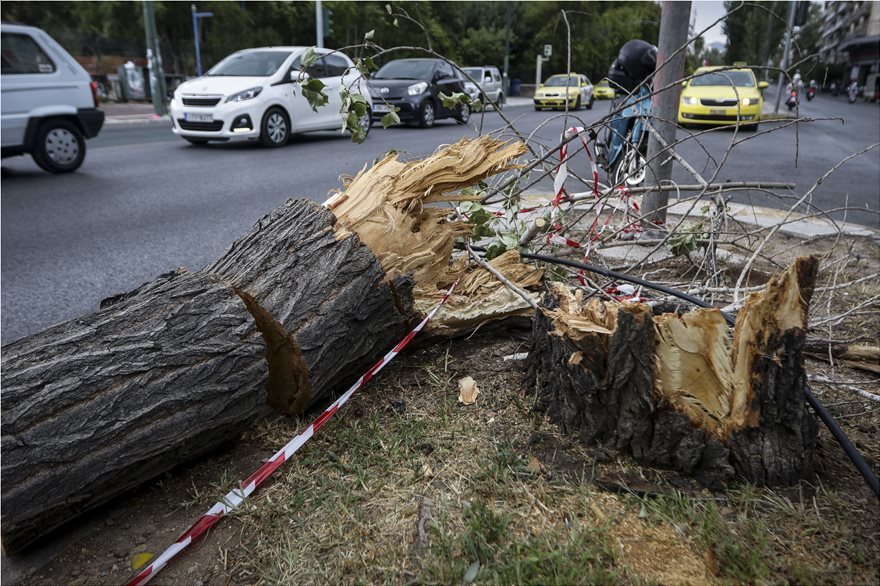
191, 4, 214, 77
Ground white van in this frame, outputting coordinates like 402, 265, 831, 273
1, 23, 104, 173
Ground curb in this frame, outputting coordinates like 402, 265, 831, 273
515, 192, 878, 240
104, 114, 171, 126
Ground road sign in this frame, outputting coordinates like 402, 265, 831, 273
543, 44, 552, 58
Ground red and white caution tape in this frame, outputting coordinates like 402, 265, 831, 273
127, 281, 459, 586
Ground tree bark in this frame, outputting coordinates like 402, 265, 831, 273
1, 199, 413, 554
526, 257, 819, 490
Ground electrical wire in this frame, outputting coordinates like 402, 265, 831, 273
465, 245, 880, 497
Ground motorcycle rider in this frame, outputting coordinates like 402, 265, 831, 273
848, 79, 859, 103
599, 39, 658, 178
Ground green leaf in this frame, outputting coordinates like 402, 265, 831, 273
385, 3, 392, 14
380, 111, 401, 128
468, 208, 493, 226
501, 233, 518, 249
459, 201, 475, 213
301, 77, 329, 112
393, 17, 398, 27
485, 241, 506, 260
364, 29, 375, 40
300, 47, 317, 68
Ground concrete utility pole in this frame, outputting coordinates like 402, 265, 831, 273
316, 0, 324, 49
143, 1, 167, 116
773, 1, 798, 113
642, 0, 691, 228
502, 1, 512, 98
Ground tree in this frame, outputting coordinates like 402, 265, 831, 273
723, 1, 787, 70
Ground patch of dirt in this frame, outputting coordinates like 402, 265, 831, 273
9, 229, 880, 585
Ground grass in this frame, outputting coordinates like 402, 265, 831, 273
164, 334, 879, 585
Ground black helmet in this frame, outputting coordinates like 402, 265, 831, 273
608, 39, 658, 93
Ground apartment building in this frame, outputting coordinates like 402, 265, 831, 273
819, 1, 880, 94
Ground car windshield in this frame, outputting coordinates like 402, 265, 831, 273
545, 76, 579, 87
597, 79, 610, 87
374, 60, 434, 80
207, 50, 292, 77
463, 68, 482, 80
690, 70, 755, 87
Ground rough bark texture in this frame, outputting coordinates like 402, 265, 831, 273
1, 199, 413, 554
526, 299, 734, 490
526, 258, 819, 491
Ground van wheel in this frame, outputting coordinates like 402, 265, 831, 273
260, 108, 290, 147
32, 119, 85, 173
495, 92, 504, 110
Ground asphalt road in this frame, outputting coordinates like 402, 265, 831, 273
2, 93, 878, 341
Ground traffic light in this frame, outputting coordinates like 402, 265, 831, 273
322, 7, 333, 38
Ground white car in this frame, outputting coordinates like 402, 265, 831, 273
1, 24, 104, 173
169, 46, 372, 147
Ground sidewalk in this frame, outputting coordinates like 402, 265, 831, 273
99, 101, 169, 125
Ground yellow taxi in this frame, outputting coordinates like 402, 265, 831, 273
593, 78, 616, 100
678, 65, 769, 128
533, 74, 594, 110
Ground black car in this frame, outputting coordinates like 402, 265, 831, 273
369, 58, 470, 128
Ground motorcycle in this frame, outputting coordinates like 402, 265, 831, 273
848, 84, 859, 103
806, 86, 815, 101
596, 86, 651, 187
785, 90, 798, 111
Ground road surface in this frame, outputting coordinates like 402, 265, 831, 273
2, 94, 878, 341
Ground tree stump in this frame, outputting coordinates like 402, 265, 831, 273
526, 257, 819, 490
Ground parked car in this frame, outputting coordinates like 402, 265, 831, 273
678, 65, 769, 129
593, 77, 616, 100
169, 46, 372, 147
1, 23, 104, 173
368, 58, 470, 128
533, 73, 594, 110
462, 65, 504, 109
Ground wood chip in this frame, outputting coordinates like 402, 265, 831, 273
458, 376, 479, 405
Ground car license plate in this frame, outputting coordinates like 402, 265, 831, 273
710, 109, 726, 115
373, 103, 391, 113
184, 112, 213, 123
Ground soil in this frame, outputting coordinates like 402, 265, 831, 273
5, 230, 879, 586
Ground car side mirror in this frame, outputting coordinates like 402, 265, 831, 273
758, 81, 769, 90
682, 81, 687, 87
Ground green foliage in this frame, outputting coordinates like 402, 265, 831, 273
300, 78, 328, 112
723, 1, 788, 77
668, 221, 706, 257
380, 111, 401, 128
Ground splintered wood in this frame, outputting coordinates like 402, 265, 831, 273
527, 257, 820, 489
325, 137, 540, 333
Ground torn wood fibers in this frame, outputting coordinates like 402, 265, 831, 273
527, 256, 820, 490
0, 136, 538, 554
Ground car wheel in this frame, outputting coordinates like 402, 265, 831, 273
574, 95, 582, 111
32, 119, 85, 173
185, 138, 209, 145
418, 100, 436, 128
586, 96, 594, 109
456, 102, 471, 125
534, 105, 542, 111
260, 108, 290, 147
495, 92, 504, 110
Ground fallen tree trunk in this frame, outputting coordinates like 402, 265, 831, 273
526, 257, 819, 490
0, 200, 414, 554
1, 137, 535, 554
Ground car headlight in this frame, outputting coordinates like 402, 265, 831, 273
682, 96, 699, 105
225, 87, 263, 103
741, 97, 756, 106
407, 82, 428, 96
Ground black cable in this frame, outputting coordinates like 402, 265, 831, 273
465, 245, 880, 497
